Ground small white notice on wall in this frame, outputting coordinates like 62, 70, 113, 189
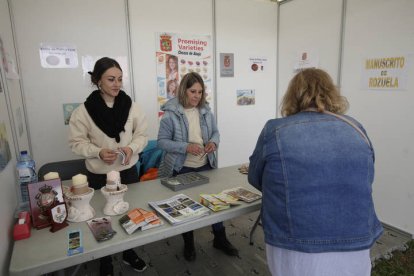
293, 50, 319, 71
361, 55, 409, 90
39, 43, 78, 68
249, 57, 267, 73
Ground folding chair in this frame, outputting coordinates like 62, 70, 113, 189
38, 159, 88, 181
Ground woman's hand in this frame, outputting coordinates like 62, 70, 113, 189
99, 149, 117, 165
186, 143, 204, 156
204, 142, 217, 154
119, 146, 133, 165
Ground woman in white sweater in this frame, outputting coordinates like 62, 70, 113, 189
69, 57, 148, 275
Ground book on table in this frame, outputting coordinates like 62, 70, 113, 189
148, 194, 210, 225
200, 192, 241, 212
221, 187, 262, 203
200, 194, 231, 212
119, 208, 163, 234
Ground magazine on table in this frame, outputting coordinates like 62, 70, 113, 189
148, 194, 210, 225
221, 187, 262, 203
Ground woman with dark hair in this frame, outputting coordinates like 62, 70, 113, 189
248, 68, 383, 276
158, 72, 238, 261
69, 57, 148, 275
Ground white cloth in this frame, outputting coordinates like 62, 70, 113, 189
183, 107, 207, 168
266, 244, 371, 276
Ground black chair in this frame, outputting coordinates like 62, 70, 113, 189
38, 159, 88, 181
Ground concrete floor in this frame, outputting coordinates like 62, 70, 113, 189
59, 211, 411, 276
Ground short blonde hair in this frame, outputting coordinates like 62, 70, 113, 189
177, 72, 206, 108
281, 68, 349, 117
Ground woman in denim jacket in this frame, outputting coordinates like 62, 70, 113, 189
248, 68, 383, 276
158, 72, 238, 262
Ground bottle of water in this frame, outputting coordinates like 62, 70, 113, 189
16, 150, 37, 211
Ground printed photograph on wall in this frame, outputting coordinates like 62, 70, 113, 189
156, 32, 213, 118
220, 53, 234, 77
0, 121, 12, 172
237, 89, 255, 106
63, 103, 81, 125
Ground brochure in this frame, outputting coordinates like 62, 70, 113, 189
221, 187, 262, 203
86, 217, 117, 242
148, 194, 210, 225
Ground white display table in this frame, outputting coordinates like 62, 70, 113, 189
9, 165, 261, 276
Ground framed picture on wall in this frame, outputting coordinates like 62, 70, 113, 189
28, 179, 64, 229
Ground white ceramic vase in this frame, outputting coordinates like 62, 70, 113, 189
101, 184, 129, 216
63, 187, 95, 222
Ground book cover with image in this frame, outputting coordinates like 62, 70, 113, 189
222, 187, 262, 203
86, 217, 117, 242
119, 208, 162, 234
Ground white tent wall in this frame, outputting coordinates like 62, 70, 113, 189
277, 0, 343, 107
9, 0, 277, 170
341, 0, 414, 234
127, 0, 213, 140
278, 0, 414, 235
215, 0, 277, 167
10, 0, 131, 169
0, 0, 25, 273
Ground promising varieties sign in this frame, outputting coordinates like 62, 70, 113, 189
361, 55, 409, 90
155, 32, 213, 118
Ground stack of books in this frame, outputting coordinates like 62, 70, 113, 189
119, 208, 163, 234
200, 193, 240, 212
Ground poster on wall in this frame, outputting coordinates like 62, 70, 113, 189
0, 36, 19, 79
39, 43, 79, 69
220, 53, 234, 77
155, 32, 213, 118
63, 103, 81, 125
236, 89, 255, 106
0, 122, 12, 172
293, 50, 319, 71
361, 55, 409, 90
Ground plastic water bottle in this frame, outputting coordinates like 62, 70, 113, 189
16, 151, 37, 210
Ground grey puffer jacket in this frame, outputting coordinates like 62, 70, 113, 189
157, 98, 219, 178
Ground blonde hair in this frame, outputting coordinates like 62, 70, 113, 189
177, 72, 206, 108
281, 68, 348, 117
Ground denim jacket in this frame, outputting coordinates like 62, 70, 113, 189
248, 111, 383, 253
157, 98, 219, 178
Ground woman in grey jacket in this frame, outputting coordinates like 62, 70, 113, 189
158, 72, 238, 261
